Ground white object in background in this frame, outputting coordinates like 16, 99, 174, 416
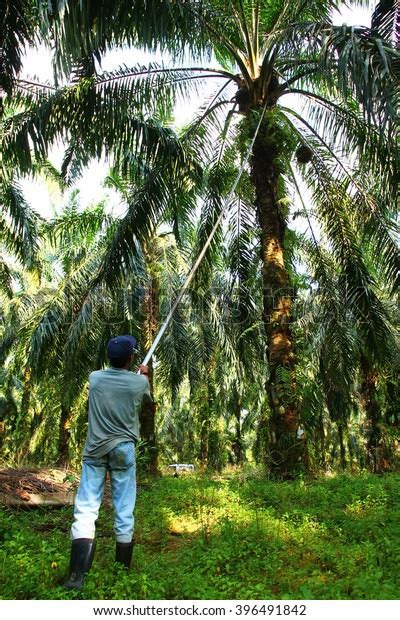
168, 464, 194, 474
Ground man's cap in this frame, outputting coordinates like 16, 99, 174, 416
107, 335, 137, 360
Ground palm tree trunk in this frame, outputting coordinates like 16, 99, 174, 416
199, 379, 212, 467
141, 243, 159, 475
15, 366, 32, 461
337, 422, 347, 470
318, 411, 326, 470
232, 388, 243, 465
199, 415, 209, 466
138, 371, 158, 475
385, 380, 399, 427
251, 137, 306, 477
57, 403, 71, 467
360, 355, 386, 473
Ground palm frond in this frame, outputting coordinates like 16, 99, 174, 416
0, 176, 41, 269
307, 160, 395, 363
0, 257, 13, 299
278, 22, 399, 129
3, 73, 206, 181
0, 0, 40, 94
283, 89, 397, 192
371, 0, 400, 45
282, 107, 399, 298
41, 0, 211, 76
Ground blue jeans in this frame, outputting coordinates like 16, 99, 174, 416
71, 441, 136, 543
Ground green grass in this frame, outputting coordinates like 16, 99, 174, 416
0, 469, 399, 600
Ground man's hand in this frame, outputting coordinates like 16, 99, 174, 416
139, 364, 149, 376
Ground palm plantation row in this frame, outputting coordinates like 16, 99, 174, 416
1, 0, 399, 477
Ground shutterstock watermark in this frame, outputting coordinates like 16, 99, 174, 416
36, 278, 375, 330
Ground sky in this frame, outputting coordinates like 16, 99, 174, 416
19, 4, 376, 220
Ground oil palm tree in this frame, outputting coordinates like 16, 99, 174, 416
4, 0, 399, 475
294, 202, 399, 471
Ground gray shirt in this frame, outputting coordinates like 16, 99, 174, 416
82, 368, 151, 459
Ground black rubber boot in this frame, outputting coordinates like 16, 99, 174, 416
115, 541, 134, 569
64, 538, 96, 590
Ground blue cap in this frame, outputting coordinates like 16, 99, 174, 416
107, 335, 137, 360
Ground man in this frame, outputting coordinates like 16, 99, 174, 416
65, 335, 152, 590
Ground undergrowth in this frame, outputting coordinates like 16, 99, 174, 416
0, 469, 399, 600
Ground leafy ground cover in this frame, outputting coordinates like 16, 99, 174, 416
0, 469, 399, 600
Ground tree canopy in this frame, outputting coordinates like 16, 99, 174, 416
0, 0, 399, 476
